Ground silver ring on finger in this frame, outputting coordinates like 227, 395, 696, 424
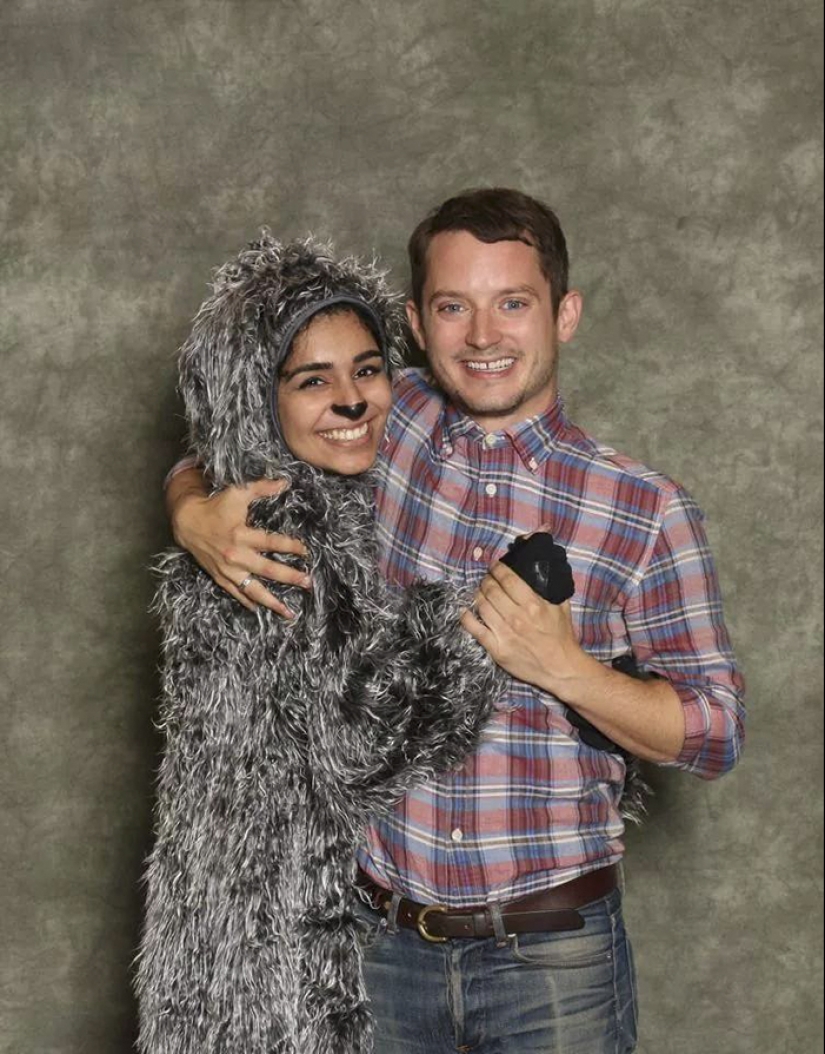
238, 574, 255, 593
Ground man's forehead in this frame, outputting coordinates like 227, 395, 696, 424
423, 231, 549, 294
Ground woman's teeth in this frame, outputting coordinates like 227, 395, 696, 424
465, 357, 516, 373
319, 422, 369, 442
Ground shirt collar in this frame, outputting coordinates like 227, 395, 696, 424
434, 391, 568, 472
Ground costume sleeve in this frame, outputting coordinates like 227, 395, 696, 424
623, 490, 746, 778
389, 579, 504, 771
322, 581, 504, 808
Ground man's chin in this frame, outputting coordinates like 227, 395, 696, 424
451, 392, 527, 420
434, 367, 557, 426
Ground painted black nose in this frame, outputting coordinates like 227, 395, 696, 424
331, 401, 368, 421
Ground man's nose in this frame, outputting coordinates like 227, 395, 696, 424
466, 309, 500, 350
331, 401, 368, 421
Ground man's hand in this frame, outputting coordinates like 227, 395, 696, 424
166, 466, 310, 616
461, 561, 685, 762
461, 562, 590, 692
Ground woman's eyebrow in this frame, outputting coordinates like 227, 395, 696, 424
280, 360, 331, 382
280, 348, 382, 382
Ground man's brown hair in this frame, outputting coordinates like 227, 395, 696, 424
408, 187, 569, 316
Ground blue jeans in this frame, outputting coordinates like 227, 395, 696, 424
355, 886, 638, 1054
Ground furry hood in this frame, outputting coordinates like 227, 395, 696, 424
178, 234, 406, 489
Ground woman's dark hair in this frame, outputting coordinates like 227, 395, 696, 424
408, 187, 569, 316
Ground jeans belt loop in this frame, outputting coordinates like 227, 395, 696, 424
488, 901, 510, 948
386, 892, 403, 935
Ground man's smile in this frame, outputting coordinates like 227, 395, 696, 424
463, 356, 517, 374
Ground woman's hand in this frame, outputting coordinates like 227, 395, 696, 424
167, 467, 310, 616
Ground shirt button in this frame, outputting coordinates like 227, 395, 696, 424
451, 828, 463, 843
485, 483, 497, 497
528, 457, 538, 471
483, 433, 497, 448
472, 546, 484, 560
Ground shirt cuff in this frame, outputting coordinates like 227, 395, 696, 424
163, 455, 199, 490
672, 683, 713, 767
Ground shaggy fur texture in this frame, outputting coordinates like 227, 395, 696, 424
135, 237, 504, 1054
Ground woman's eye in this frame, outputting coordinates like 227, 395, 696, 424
297, 376, 325, 390
355, 364, 384, 379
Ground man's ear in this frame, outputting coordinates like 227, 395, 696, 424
557, 290, 583, 344
405, 298, 427, 352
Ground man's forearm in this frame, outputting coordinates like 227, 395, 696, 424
463, 564, 688, 764
165, 464, 209, 549
544, 653, 686, 763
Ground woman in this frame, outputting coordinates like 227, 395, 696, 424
135, 235, 504, 1054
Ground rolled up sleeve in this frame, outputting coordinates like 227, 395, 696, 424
163, 454, 199, 490
624, 490, 746, 778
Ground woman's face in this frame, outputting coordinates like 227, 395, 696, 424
277, 311, 393, 475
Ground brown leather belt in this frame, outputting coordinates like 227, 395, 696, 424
355, 865, 618, 943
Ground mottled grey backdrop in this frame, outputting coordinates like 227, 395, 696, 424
1, 0, 822, 1051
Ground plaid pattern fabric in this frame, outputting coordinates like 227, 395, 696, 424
358, 369, 745, 906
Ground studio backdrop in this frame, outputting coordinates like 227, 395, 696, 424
0, 1, 822, 1051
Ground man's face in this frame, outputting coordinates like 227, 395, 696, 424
406, 231, 581, 431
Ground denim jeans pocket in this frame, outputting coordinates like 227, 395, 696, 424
509, 926, 614, 968
507, 890, 618, 969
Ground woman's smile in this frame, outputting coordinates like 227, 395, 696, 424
317, 421, 372, 442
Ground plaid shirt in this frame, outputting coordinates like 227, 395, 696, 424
357, 369, 745, 907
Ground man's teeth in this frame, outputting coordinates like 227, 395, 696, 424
319, 423, 369, 442
465, 357, 516, 373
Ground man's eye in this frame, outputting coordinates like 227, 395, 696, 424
502, 299, 527, 310
436, 303, 464, 315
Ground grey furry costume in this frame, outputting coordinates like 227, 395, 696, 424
136, 237, 504, 1054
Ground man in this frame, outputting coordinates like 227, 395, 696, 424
166, 188, 745, 1053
